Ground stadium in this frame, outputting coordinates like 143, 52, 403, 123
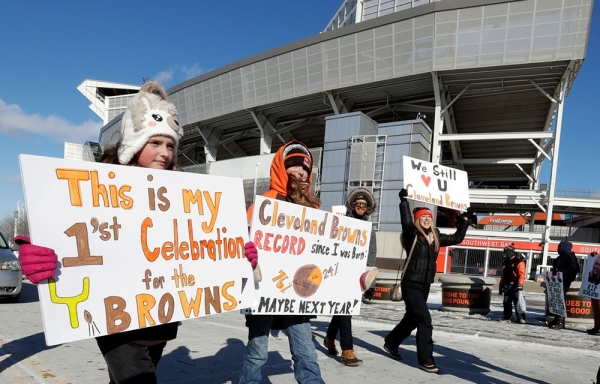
75, 0, 596, 279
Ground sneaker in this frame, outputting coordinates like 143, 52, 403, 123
383, 342, 402, 360
587, 328, 600, 335
500, 318, 511, 323
341, 349, 363, 367
324, 337, 338, 356
419, 363, 440, 373
550, 323, 565, 330
518, 319, 526, 324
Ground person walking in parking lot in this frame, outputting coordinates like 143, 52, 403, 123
382, 188, 471, 374
499, 243, 527, 324
548, 240, 579, 330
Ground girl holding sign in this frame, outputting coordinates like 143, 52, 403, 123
17, 81, 259, 383
241, 140, 324, 384
383, 188, 470, 374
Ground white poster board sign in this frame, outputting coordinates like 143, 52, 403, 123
545, 271, 567, 317
20, 155, 255, 346
402, 155, 470, 211
330, 205, 347, 216
247, 196, 371, 315
579, 254, 600, 299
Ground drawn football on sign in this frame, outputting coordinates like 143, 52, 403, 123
293, 264, 323, 298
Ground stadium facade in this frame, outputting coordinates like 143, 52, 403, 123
80, 0, 596, 277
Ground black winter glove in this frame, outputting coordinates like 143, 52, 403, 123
499, 286, 504, 295
399, 188, 408, 202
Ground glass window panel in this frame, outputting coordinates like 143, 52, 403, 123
293, 57, 307, 69
375, 24, 393, 37
509, 1, 534, 14
414, 14, 434, 28
536, 0, 562, 11
435, 33, 456, 47
357, 29, 374, 42
394, 19, 413, 32
457, 44, 480, 57
394, 41, 413, 54
506, 39, 531, 52
481, 41, 505, 55
375, 35, 394, 49
437, 22, 458, 35
308, 63, 322, 75
532, 36, 558, 50
437, 10, 458, 23
483, 29, 506, 42
376, 46, 393, 58
293, 67, 308, 78
459, 18, 482, 33
459, 7, 483, 21
507, 26, 532, 40
535, 10, 561, 24
307, 53, 322, 65
415, 48, 433, 61
435, 46, 456, 59
508, 13, 533, 28
484, 3, 509, 17
457, 31, 480, 45
358, 40, 374, 52
340, 55, 357, 66
483, 16, 507, 30
533, 23, 560, 37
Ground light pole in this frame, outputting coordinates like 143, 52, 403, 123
13, 201, 20, 238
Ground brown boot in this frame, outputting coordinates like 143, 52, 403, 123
341, 349, 363, 366
324, 337, 338, 356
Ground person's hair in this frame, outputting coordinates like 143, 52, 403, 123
100, 139, 178, 170
414, 217, 440, 251
286, 176, 320, 208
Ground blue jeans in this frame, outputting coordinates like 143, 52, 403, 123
239, 316, 324, 384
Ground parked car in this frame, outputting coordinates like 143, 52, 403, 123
0, 232, 22, 302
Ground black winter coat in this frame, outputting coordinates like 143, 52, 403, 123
552, 252, 579, 286
400, 200, 468, 284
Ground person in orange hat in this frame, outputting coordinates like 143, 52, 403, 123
499, 243, 527, 323
382, 188, 470, 374
241, 140, 324, 384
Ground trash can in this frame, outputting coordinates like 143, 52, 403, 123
543, 282, 593, 324
439, 275, 495, 314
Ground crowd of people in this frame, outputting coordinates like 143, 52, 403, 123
11, 80, 600, 383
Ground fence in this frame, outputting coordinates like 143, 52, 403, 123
442, 246, 585, 282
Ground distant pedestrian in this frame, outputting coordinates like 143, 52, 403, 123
548, 240, 579, 330
499, 243, 527, 324
382, 188, 471, 374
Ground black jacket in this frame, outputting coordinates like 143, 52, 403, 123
552, 242, 579, 286
400, 200, 468, 284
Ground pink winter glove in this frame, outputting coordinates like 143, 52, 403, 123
18, 240, 58, 284
245, 241, 258, 269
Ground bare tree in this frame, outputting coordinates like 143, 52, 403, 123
0, 212, 29, 241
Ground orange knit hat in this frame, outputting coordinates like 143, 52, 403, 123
413, 207, 433, 221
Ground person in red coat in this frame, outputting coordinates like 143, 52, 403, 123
499, 243, 527, 324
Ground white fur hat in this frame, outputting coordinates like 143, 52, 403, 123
117, 83, 183, 164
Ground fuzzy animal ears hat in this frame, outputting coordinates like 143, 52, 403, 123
345, 187, 376, 215
118, 81, 183, 165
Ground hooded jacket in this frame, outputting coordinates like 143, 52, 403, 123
247, 141, 314, 223
345, 187, 377, 267
552, 240, 579, 286
246, 141, 317, 330
400, 200, 468, 284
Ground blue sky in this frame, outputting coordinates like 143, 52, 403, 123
0, 1, 599, 222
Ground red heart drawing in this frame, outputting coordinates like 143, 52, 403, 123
421, 174, 431, 187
